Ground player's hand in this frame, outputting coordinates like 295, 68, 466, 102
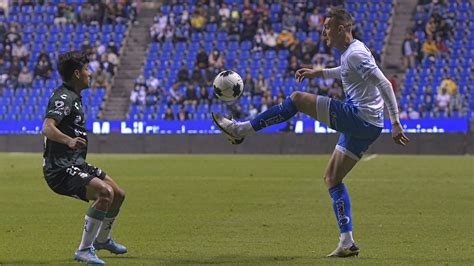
295, 68, 317, 83
67, 137, 87, 149
392, 122, 409, 146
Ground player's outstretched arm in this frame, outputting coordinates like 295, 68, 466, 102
295, 66, 342, 83
42, 118, 86, 149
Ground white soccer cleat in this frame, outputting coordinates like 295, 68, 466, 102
327, 242, 360, 258
211, 112, 245, 145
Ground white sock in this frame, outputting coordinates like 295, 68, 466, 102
96, 217, 116, 243
78, 216, 103, 250
340, 231, 354, 246
238, 121, 255, 136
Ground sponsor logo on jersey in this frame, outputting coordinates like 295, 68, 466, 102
60, 94, 68, 99
54, 100, 64, 108
64, 106, 71, 116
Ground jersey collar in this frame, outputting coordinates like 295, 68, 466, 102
62, 83, 82, 98
341, 39, 358, 55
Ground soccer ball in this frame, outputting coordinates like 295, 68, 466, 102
212, 70, 244, 102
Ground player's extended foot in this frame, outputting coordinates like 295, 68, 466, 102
74, 247, 105, 264
211, 112, 245, 145
94, 239, 128, 254
327, 242, 360, 258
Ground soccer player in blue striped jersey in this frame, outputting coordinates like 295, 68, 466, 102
211, 7, 409, 257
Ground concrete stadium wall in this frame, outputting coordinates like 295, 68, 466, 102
0, 133, 472, 155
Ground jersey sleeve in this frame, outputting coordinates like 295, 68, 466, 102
44, 93, 74, 123
347, 50, 378, 81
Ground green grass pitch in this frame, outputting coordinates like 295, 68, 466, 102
0, 153, 472, 265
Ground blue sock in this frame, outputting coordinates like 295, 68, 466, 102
328, 183, 353, 233
250, 97, 298, 131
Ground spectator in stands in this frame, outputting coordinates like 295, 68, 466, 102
240, 18, 258, 43
277, 29, 295, 49
191, 9, 206, 32
247, 104, 258, 119
313, 57, 326, 71
254, 73, 268, 97
449, 89, 462, 114
34, 53, 53, 80
438, 77, 457, 96
262, 27, 278, 51
282, 8, 297, 33
302, 38, 318, 60
163, 106, 175, 120
196, 47, 209, 69
91, 67, 110, 94
177, 105, 190, 121
168, 83, 184, 105
422, 86, 434, 113
436, 87, 450, 113
285, 56, 299, 78
8, 57, 21, 87
412, 33, 423, 63
0, 57, 7, 87
79, 3, 96, 25
227, 21, 240, 41
435, 35, 448, 55
64, 5, 78, 24
115, 3, 128, 24
150, 10, 168, 42
228, 103, 243, 119
12, 40, 29, 65
218, 3, 230, 29
243, 72, 255, 97
295, 9, 308, 32
104, 3, 117, 25
174, 23, 190, 43
0, 21, 6, 44
421, 35, 437, 60
288, 38, 303, 61
6, 22, 21, 45
255, 0, 270, 18
300, 53, 313, 69
130, 85, 146, 106
424, 16, 437, 38
308, 7, 323, 31
241, 1, 254, 21
209, 49, 224, 70
18, 67, 33, 87
102, 47, 118, 75
54, 3, 67, 25
399, 106, 408, 119
199, 86, 211, 105
389, 74, 400, 99
402, 32, 416, 69
436, 19, 452, 39
191, 65, 205, 86
207, 1, 219, 23
407, 102, 420, 119
185, 84, 199, 105
230, 3, 240, 21
176, 62, 190, 84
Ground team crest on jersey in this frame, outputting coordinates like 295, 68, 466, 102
54, 100, 64, 108
64, 106, 71, 115
60, 94, 68, 99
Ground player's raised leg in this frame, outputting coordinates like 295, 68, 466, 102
211, 91, 317, 144
324, 149, 360, 257
94, 175, 128, 254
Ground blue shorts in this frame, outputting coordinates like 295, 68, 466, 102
315, 96, 382, 160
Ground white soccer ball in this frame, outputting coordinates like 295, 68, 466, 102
212, 70, 244, 102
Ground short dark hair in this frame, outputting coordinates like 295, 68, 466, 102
57, 51, 89, 82
326, 7, 354, 27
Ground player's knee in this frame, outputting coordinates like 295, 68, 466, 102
290, 91, 304, 108
97, 184, 114, 204
114, 187, 125, 203
324, 175, 340, 187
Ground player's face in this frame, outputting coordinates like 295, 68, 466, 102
322, 18, 344, 48
76, 64, 91, 89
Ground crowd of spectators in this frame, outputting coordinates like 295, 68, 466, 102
135, 0, 350, 120
399, 0, 470, 118
0, 1, 137, 98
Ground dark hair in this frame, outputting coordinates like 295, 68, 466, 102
326, 7, 354, 27
57, 51, 89, 81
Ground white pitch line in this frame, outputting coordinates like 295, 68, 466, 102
362, 154, 378, 162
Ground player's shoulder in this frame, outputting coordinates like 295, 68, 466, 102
50, 85, 78, 102
346, 40, 372, 59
